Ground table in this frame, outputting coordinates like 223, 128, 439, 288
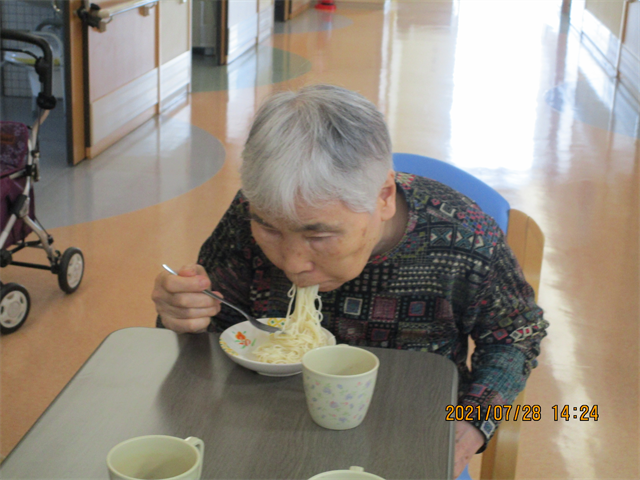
0, 327, 458, 479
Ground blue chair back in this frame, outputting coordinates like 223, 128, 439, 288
393, 153, 510, 233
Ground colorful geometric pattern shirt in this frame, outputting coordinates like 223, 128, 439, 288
191, 173, 549, 448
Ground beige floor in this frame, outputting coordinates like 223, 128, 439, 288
1, 1, 639, 478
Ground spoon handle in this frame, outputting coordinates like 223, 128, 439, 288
200, 288, 243, 315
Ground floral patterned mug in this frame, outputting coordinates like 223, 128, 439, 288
302, 345, 380, 430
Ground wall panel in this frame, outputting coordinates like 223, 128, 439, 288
161, 0, 190, 63
584, 0, 625, 38
88, 7, 157, 103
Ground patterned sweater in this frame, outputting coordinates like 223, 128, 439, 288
187, 173, 548, 448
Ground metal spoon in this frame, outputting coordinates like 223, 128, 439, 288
162, 264, 282, 334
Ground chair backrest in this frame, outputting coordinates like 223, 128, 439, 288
393, 153, 510, 233
393, 153, 544, 480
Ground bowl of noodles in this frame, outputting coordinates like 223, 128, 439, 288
219, 319, 335, 376
218, 285, 336, 376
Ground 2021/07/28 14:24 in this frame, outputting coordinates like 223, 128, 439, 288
445, 404, 599, 422
552, 405, 599, 421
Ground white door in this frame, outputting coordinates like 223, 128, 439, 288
258, 0, 275, 43
81, 0, 191, 159
227, 0, 258, 64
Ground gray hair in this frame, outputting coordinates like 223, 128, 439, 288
240, 84, 392, 223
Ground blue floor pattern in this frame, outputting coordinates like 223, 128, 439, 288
34, 115, 225, 229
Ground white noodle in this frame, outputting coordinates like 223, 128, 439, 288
253, 285, 328, 364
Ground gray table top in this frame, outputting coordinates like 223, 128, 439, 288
1, 327, 458, 479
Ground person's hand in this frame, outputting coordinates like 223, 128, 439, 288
151, 264, 222, 334
454, 420, 484, 478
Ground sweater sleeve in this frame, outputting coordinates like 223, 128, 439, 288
459, 236, 548, 451
196, 191, 255, 332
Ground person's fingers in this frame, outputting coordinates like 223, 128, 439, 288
154, 283, 223, 312
160, 315, 211, 334
152, 265, 225, 334
453, 421, 483, 478
161, 272, 209, 294
178, 263, 207, 276
170, 291, 219, 310
177, 264, 212, 290
161, 301, 221, 320
453, 443, 472, 479
153, 268, 217, 305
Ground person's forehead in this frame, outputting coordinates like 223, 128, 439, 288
249, 203, 358, 232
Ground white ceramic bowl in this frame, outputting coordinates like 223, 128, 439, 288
219, 318, 335, 377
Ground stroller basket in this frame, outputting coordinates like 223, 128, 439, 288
1, 122, 36, 248
1, 30, 85, 334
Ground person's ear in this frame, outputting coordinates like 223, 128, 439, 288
378, 170, 397, 222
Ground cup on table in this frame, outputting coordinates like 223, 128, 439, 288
309, 466, 385, 479
107, 435, 204, 480
302, 345, 380, 430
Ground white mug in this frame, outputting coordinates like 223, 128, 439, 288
309, 466, 385, 479
302, 345, 380, 430
107, 435, 204, 480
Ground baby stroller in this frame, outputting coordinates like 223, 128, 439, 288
0, 30, 85, 334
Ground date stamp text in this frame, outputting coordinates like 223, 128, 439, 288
445, 404, 599, 422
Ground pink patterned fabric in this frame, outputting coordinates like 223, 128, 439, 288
0, 122, 34, 248
0, 176, 35, 248
1, 121, 29, 177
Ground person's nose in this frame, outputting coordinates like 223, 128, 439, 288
279, 237, 314, 276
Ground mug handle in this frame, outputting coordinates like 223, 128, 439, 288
185, 437, 204, 477
185, 436, 205, 456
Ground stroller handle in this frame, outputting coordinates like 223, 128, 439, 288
1, 29, 57, 110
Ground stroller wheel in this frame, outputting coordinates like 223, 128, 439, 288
58, 247, 84, 294
0, 283, 31, 334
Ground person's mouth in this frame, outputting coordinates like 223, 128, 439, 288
287, 275, 333, 290
292, 280, 322, 288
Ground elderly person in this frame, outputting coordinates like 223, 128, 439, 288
152, 84, 548, 478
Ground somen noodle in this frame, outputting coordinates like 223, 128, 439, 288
253, 285, 328, 363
